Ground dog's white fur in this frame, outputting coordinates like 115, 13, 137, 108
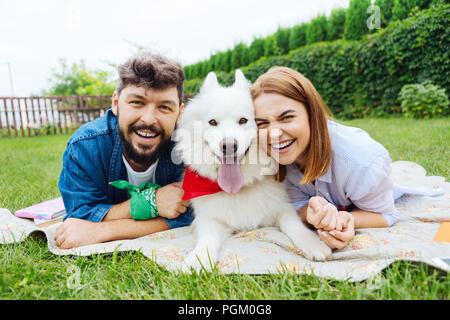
174, 70, 332, 272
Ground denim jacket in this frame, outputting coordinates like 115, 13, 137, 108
58, 109, 194, 229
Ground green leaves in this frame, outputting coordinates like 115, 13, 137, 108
43, 59, 116, 96
184, 4, 450, 119
399, 82, 449, 118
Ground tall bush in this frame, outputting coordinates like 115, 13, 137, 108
344, 0, 371, 40
391, 0, 434, 21
274, 27, 291, 55
289, 23, 308, 50
327, 8, 346, 41
264, 36, 277, 57
399, 82, 449, 118
248, 38, 265, 63
306, 14, 328, 44
184, 4, 450, 118
375, 0, 396, 27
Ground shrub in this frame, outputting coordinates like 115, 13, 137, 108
289, 23, 308, 50
375, 0, 396, 27
231, 43, 248, 70
274, 27, 291, 55
248, 38, 265, 63
184, 4, 450, 119
264, 36, 277, 57
327, 8, 346, 41
344, 0, 371, 40
306, 14, 328, 44
399, 82, 449, 118
391, 0, 434, 21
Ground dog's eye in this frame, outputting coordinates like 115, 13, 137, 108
208, 119, 218, 126
239, 118, 248, 125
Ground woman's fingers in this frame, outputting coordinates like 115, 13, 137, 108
328, 211, 355, 243
306, 205, 327, 227
318, 229, 347, 250
335, 212, 343, 232
316, 203, 337, 230
329, 229, 354, 243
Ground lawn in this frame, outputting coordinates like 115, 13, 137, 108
0, 117, 449, 299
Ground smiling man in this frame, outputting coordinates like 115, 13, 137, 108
56, 52, 193, 249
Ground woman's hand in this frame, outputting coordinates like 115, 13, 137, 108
306, 196, 343, 231
317, 211, 355, 250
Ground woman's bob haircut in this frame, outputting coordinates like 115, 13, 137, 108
250, 66, 333, 184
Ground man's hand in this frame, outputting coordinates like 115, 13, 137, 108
317, 211, 355, 250
155, 182, 190, 219
306, 196, 343, 231
55, 218, 106, 249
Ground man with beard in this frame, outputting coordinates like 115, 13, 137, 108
55, 52, 193, 249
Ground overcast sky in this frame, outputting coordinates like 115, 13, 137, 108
0, 0, 350, 96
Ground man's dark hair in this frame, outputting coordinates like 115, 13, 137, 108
116, 52, 185, 104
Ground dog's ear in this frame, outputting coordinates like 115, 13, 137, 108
233, 69, 250, 89
200, 72, 219, 93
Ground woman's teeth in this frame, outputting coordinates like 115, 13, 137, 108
271, 139, 295, 150
136, 130, 157, 138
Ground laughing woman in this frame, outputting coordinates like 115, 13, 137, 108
250, 66, 441, 250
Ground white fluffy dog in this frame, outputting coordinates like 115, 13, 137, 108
174, 70, 332, 272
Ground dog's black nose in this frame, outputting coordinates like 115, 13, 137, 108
220, 138, 238, 156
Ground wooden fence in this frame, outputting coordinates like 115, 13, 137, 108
0, 95, 112, 137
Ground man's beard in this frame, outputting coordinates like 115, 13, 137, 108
118, 122, 172, 168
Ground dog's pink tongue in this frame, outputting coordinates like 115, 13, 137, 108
218, 163, 244, 194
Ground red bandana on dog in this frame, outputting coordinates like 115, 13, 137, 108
182, 166, 223, 200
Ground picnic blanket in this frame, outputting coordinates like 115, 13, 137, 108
1, 161, 449, 282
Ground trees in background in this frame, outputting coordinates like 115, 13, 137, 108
43, 59, 115, 96
344, 0, 372, 40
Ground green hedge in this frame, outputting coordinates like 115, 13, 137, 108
184, 4, 450, 118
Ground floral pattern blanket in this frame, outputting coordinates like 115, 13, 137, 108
1, 161, 449, 281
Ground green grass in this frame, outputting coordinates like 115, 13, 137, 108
0, 118, 449, 300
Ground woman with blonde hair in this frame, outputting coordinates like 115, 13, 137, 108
250, 66, 441, 249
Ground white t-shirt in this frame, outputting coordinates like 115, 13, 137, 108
122, 155, 159, 186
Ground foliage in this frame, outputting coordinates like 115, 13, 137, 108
391, 0, 434, 21
248, 38, 266, 63
375, 0, 396, 27
306, 14, 328, 45
399, 82, 449, 118
43, 59, 116, 96
327, 8, 347, 41
183, 0, 438, 81
184, 4, 450, 119
344, 0, 372, 40
230, 43, 249, 70
263, 36, 277, 57
274, 27, 291, 55
289, 23, 308, 50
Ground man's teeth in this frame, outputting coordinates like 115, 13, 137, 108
272, 139, 295, 150
136, 130, 157, 138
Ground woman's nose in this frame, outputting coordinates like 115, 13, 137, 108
268, 128, 283, 143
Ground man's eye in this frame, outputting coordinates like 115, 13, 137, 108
130, 101, 143, 105
209, 119, 218, 126
160, 105, 171, 111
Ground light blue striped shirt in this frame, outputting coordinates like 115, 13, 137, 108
284, 120, 400, 227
